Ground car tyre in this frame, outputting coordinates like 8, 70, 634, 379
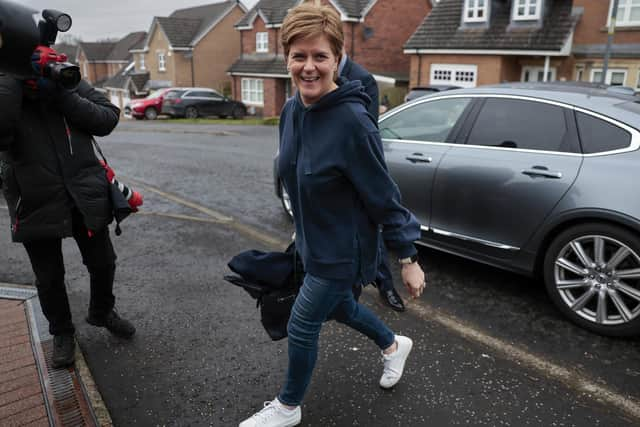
280, 181, 293, 222
543, 222, 640, 337
232, 107, 245, 120
185, 107, 198, 119
144, 107, 158, 120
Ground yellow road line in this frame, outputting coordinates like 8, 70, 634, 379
400, 292, 640, 421
124, 177, 233, 223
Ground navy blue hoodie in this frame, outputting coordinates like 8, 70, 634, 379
278, 78, 420, 286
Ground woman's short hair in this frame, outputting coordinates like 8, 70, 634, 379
281, 2, 344, 59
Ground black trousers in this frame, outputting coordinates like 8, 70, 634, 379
23, 210, 117, 336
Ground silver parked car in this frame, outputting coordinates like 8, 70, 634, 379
275, 82, 640, 336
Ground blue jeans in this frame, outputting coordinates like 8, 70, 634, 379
278, 273, 395, 406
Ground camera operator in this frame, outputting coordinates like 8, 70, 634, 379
0, 48, 136, 368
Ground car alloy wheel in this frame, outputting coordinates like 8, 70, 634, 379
544, 223, 640, 336
185, 107, 198, 119
280, 182, 293, 221
144, 107, 158, 120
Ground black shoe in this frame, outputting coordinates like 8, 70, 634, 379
86, 309, 136, 339
380, 288, 406, 312
52, 334, 75, 369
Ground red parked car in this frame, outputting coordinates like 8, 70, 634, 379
125, 88, 172, 120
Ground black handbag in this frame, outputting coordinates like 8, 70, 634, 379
224, 242, 303, 341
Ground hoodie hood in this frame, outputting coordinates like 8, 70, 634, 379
293, 77, 371, 113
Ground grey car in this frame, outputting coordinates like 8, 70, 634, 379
274, 83, 640, 337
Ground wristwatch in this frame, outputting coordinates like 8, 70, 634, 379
398, 254, 418, 265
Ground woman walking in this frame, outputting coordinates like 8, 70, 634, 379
240, 3, 426, 426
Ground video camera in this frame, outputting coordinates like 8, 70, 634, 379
0, 0, 81, 89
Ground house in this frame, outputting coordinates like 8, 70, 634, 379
76, 31, 147, 86
572, 0, 640, 88
228, 0, 433, 117
129, 1, 247, 95
404, 0, 640, 90
103, 34, 151, 113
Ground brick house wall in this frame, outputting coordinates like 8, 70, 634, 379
77, 50, 92, 83
173, 52, 193, 87
309, 0, 430, 74
77, 50, 111, 84
145, 25, 174, 84
571, 0, 640, 88
350, 0, 431, 74
573, 0, 640, 45
262, 78, 279, 117
193, 5, 246, 93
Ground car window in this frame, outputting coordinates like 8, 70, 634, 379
576, 111, 631, 154
467, 98, 575, 152
185, 91, 214, 98
380, 97, 472, 142
165, 90, 186, 99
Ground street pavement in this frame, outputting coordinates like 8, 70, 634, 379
0, 120, 639, 426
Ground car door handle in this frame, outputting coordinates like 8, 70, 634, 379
522, 166, 563, 179
405, 154, 433, 164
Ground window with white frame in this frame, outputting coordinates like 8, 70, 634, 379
430, 64, 477, 88
590, 68, 627, 86
513, 0, 541, 21
256, 32, 268, 53
610, 0, 640, 27
139, 54, 145, 71
576, 67, 584, 81
464, 0, 488, 23
241, 78, 264, 105
521, 66, 556, 82
158, 52, 166, 72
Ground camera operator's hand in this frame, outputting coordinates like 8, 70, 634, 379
31, 46, 61, 76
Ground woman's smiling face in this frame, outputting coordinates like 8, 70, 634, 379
287, 34, 339, 106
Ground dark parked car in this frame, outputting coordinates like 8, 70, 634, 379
162, 88, 246, 119
404, 85, 461, 103
274, 82, 640, 337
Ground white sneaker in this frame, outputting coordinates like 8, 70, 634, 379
379, 335, 413, 389
239, 398, 301, 427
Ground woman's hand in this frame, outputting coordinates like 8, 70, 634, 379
401, 262, 426, 299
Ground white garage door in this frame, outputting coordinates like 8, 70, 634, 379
430, 64, 478, 88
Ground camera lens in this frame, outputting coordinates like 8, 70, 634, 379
56, 14, 72, 32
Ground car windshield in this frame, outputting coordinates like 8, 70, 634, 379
146, 90, 165, 99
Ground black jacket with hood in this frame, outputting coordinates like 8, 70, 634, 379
0, 74, 120, 242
